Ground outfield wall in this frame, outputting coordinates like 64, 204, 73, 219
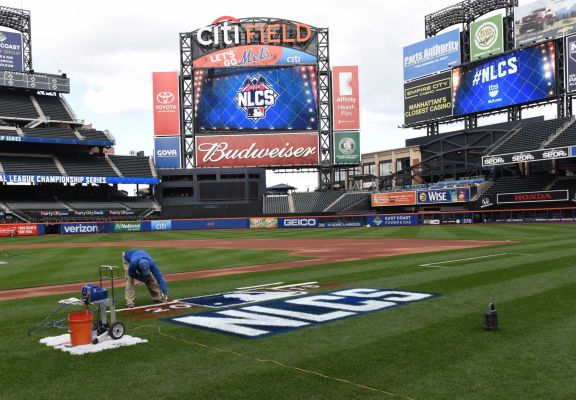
2, 207, 576, 236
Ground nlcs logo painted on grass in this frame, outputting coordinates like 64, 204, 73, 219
164, 289, 438, 338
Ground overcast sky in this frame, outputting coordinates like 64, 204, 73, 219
9, 0, 548, 190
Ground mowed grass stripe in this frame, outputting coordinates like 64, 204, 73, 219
0, 247, 305, 291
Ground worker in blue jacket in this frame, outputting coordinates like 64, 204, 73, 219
122, 249, 168, 308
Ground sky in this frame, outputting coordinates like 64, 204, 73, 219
7, 0, 551, 191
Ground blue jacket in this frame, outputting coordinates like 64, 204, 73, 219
123, 249, 168, 295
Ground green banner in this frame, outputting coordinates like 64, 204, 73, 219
334, 131, 360, 164
113, 222, 141, 233
470, 14, 504, 61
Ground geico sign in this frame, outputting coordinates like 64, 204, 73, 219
63, 225, 99, 234
156, 149, 177, 157
283, 218, 317, 227
543, 149, 568, 159
483, 156, 504, 165
512, 153, 534, 162
196, 17, 312, 47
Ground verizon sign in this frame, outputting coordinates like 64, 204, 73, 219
497, 190, 569, 204
195, 133, 319, 168
153, 72, 180, 136
332, 66, 360, 131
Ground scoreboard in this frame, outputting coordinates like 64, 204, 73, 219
0, 70, 70, 93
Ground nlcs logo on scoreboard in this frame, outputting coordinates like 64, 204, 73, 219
235, 75, 278, 122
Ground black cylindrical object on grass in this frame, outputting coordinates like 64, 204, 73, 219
483, 302, 498, 331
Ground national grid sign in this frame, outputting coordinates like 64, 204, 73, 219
164, 288, 438, 338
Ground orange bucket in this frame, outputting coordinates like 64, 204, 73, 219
68, 311, 93, 346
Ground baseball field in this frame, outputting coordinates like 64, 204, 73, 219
1, 223, 575, 399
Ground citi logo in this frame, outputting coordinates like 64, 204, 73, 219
156, 149, 177, 157
156, 91, 175, 104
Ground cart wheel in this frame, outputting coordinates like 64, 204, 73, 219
109, 322, 125, 340
92, 338, 99, 345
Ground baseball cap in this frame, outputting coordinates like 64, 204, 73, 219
138, 259, 151, 276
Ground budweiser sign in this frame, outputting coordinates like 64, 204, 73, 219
195, 133, 319, 167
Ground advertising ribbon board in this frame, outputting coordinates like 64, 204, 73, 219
113, 222, 142, 233
497, 190, 569, 204
371, 192, 417, 207
404, 71, 452, 125
482, 147, 571, 167
416, 188, 470, 204
249, 217, 278, 229
0, 224, 38, 237
470, 14, 504, 61
193, 45, 317, 67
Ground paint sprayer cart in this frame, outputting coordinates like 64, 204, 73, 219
81, 265, 125, 344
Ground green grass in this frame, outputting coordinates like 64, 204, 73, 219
1, 224, 576, 399
0, 247, 305, 291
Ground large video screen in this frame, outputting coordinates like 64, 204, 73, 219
452, 42, 556, 116
515, 0, 576, 47
194, 66, 318, 132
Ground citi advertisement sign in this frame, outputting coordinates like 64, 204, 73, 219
154, 137, 181, 169
194, 17, 313, 50
278, 218, 318, 228
152, 72, 180, 136
164, 288, 438, 338
497, 190, 569, 204
151, 220, 172, 231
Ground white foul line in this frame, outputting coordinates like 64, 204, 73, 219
420, 253, 510, 268
236, 282, 284, 290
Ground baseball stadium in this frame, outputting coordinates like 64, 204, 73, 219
2, 1, 576, 399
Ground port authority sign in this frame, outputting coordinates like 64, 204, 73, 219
164, 288, 438, 338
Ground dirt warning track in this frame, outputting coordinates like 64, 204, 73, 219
0, 238, 505, 300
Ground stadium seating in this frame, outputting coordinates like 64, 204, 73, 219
58, 155, 117, 177
0, 154, 61, 175
292, 192, 343, 213
483, 175, 554, 196
23, 127, 78, 140
79, 129, 112, 142
3, 200, 68, 210
121, 197, 159, 210
66, 201, 127, 210
325, 192, 370, 212
35, 95, 73, 121
263, 195, 290, 214
0, 90, 39, 119
108, 155, 154, 177
546, 123, 576, 148
489, 118, 568, 155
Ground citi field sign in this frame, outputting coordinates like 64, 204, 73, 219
194, 16, 313, 48
191, 17, 318, 67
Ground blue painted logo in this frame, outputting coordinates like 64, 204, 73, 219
164, 288, 438, 338
151, 220, 172, 231
180, 290, 306, 308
